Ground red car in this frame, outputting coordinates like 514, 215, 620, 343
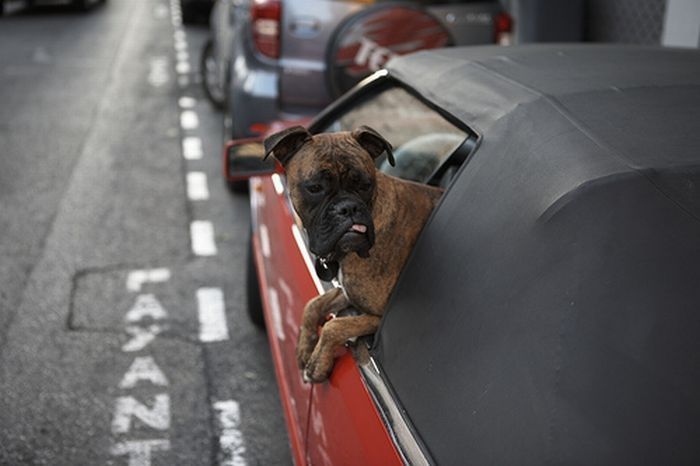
225, 45, 700, 465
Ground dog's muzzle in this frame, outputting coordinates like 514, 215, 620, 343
308, 194, 374, 259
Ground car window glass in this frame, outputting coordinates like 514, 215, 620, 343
322, 86, 467, 184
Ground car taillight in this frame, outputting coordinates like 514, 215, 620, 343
494, 11, 513, 46
251, 0, 281, 59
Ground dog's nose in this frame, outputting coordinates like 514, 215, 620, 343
334, 199, 361, 217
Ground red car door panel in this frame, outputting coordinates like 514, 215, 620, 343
252, 174, 404, 465
251, 175, 316, 464
307, 355, 404, 465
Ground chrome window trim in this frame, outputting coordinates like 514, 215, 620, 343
358, 355, 433, 466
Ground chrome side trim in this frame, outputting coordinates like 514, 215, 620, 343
359, 355, 432, 466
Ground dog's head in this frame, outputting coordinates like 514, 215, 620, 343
264, 126, 394, 260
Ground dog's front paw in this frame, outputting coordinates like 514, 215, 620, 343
296, 328, 318, 370
303, 345, 335, 383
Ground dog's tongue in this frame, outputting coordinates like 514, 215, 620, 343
351, 224, 367, 234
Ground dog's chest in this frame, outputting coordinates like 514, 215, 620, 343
337, 262, 384, 314
337, 268, 349, 299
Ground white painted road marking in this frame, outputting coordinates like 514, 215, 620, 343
119, 356, 169, 389
112, 394, 171, 434
190, 221, 217, 256
127, 268, 171, 292
182, 136, 203, 160
178, 96, 196, 108
176, 61, 191, 75
187, 172, 210, 201
213, 400, 247, 466
111, 439, 171, 466
122, 324, 165, 352
197, 287, 229, 342
174, 39, 187, 52
148, 57, 169, 87
122, 294, 168, 352
125, 294, 168, 322
180, 110, 199, 130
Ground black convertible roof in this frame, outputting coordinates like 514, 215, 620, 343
374, 45, 700, 465
388, 44, 700, 154
386, 43, 700, 233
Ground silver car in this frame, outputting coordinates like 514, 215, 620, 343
202, 0, 511, 138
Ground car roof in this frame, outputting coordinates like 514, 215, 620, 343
386, 43, 700, 229
374, 45, 700, 464
387, 43, 700, 142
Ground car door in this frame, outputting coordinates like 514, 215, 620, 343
301, 76, 475, 464
250, 172, 318, 465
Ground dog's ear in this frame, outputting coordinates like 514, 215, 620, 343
352, 125, 395, 167
263, 126, 312, 166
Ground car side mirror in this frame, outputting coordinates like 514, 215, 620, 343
223, 138, 276, 184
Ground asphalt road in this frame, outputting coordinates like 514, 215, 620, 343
0, 1, 291, 464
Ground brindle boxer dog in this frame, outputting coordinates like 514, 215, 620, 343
264, 125, 442, 383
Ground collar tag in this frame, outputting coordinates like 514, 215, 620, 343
315, 257, 339, 282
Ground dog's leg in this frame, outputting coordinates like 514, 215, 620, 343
304, 314, 381, 383
296, 288, 349, 370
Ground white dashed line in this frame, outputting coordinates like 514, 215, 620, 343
176, 50, 189, 62
187, 172, 210, 201
180, 110, 199, 130
197, 288, 229, 342
190, 221, 217, 256
182, 136, 203, 160
213, 400, 247, 466
178, 96, 196, 108
174, 41, 187, 52
176, 61, 191, 75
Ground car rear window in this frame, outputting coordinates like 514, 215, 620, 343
322, 85, 468, 184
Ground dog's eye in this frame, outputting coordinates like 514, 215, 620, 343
306, 184, 323, 194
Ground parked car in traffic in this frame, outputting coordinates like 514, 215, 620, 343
182, 0, 214, 24
202, 0, 512, 137
226, 44, 700, 464
0, 0, 105, 14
